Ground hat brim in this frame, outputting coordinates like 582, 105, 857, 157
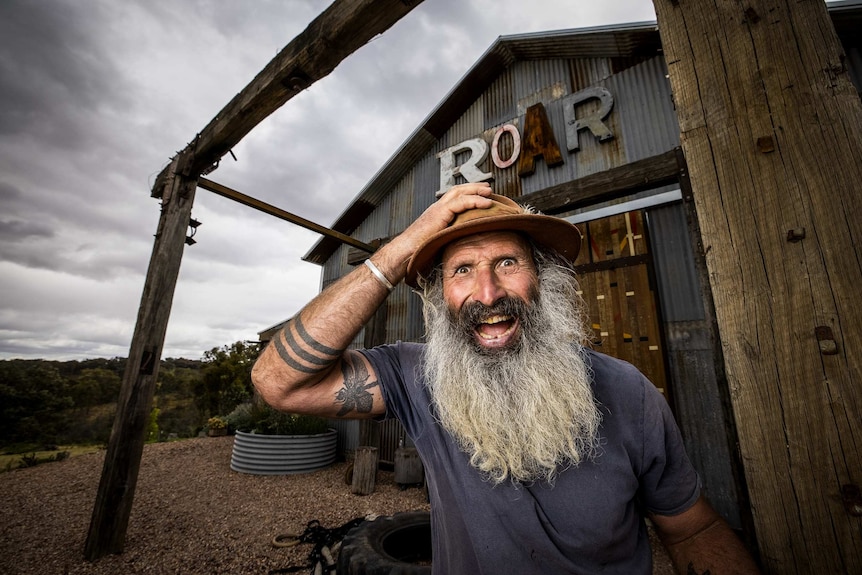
405, 213, 582, 289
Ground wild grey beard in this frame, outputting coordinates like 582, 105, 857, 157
421, 251, 601, 485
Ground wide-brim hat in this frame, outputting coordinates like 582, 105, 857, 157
405, 193, 582, 289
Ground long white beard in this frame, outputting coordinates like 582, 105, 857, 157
421, 257, 601, 485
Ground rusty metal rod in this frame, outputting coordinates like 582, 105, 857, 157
197, 177, 375, 253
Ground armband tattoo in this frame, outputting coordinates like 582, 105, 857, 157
294, 316, 341, 356
273, 316, 344, 374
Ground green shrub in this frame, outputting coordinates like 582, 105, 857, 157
207, 416, 227, 430
19, 453, 39, 468
146, 407, 160, 443
157, 400, 203, 439
226, 400, 328, 436
15, 450, 68, 469
225, 402, 255, 432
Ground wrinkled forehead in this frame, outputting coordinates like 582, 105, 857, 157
439, 230, 534, 266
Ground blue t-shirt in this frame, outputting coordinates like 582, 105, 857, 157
360, 342, 700, 575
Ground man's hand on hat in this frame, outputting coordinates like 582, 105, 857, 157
369, 183, 495, 289
437, 182, 495, 216
403, 182, 494, 245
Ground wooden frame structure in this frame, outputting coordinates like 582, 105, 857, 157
84, 0, 426, 559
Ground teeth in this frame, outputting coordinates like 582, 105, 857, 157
478, 323, 515, 340
477, 317, 516, 341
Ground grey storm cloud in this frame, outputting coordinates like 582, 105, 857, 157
0, 0, 657, 360
0, 1, 124, 145
0, 219, 53, 242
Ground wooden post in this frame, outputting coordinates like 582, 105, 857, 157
653, 0, 862, 571
351, 446, 379, 495
394, 446, 424, 488
81, 0, 427, 560
84, 154, 198, 559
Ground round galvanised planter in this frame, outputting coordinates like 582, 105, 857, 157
230, 429, 337, 475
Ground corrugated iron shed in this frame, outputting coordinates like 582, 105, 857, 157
303, 21, 660, 264
303, 4, 862, 265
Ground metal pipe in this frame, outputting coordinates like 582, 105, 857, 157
197, 177, 375, 253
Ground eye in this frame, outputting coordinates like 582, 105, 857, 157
497, 258, 519, 272
454, 265, 471, 275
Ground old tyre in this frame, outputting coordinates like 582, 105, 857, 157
337, 511, 432, 575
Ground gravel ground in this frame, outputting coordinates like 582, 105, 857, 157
0, 436, 674, 574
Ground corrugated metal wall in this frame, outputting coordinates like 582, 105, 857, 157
647, 203, 705, 322
610, 57, 680, 160
647, 202, 742, 528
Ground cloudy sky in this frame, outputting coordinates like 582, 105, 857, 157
0, 0, 660, 361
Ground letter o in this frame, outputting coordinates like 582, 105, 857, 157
491, 124, 521, 169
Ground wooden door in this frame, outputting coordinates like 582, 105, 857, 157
574, 211, 668, 396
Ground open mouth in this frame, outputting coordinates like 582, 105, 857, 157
474, 314, 519, 346
457, 296, 529, 352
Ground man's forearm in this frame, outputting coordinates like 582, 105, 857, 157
662, 518, 760, 575
287, 246, 408, 353
651, 496, 760, 575
251, 237, 413, 411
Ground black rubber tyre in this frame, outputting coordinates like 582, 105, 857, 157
337, 511, 432, 575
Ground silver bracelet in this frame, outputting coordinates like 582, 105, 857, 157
364, 259, 395, 291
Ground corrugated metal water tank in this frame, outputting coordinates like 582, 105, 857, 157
230, 429, 337, 475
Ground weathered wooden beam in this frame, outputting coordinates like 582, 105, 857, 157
85, 154, 198, 559
654, 0, 862, 571
198, 177, 375, 253
518, 148, 681, 214
88, 1, 428, 560
173, 0, 425, 181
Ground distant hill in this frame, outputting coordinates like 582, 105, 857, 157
1, 355, 216, 449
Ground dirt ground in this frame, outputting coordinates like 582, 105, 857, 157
0, 436, 676, 574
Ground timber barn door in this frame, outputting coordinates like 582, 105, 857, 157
574, 210, 669, 398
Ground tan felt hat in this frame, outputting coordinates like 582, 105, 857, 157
405, 194, 582, 289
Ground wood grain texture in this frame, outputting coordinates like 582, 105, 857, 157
653, 0, 862, 571
85, 154, 198, 559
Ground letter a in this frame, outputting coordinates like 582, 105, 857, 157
518, 103, 564, 177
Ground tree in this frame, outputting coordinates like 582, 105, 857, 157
157, 363, 200, 396
72, 368, 122, 408
196, 341, 260, 417
0, 360, 73, 443
653, 0, 862, 571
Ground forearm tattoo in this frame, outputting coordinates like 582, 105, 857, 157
273, 316, 344, 374
334, 352, 379, 416
272, 316, 378, 416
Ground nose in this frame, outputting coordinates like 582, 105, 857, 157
472, 265, 507, 306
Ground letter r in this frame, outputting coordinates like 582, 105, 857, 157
563, 86, 615, 152
435, 138, 493, 196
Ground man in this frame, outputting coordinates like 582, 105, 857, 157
252, 182, 760, 574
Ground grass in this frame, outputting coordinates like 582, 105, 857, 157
1, 444, 103, 472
